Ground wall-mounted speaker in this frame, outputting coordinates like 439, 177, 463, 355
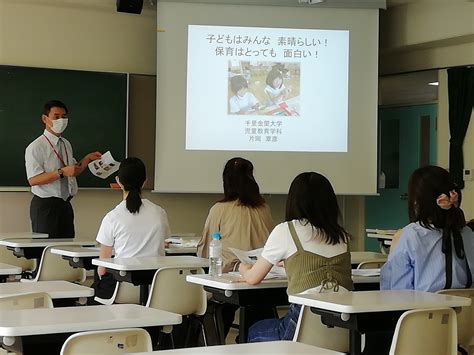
116, 0, 144, 14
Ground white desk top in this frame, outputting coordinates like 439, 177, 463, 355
367, 233, 394, 240
129, 340, 344, 354
0, 238, 95, 248
0, 304, 182, 337
165, 247, 197, 254
0, 280, 94, 299
0, 263, 22, 275
187, 272, 379, 291
289, 290, 471, 314
0, 232, 47, 240
350, 251, 387, 264
187, 274, 288, 290
92, 256, 209, 271
50, 246, 102, 258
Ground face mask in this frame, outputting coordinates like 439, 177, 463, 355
51, 118, 68, 134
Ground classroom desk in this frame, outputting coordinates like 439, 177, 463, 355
0, 263, 22, 282
0, 304, 182, 355
366, 233, 393, 254
165, 234, 198, 256
0, 232, 47, 240
0, 238, 95, 260
0, 280, 94, 306
289, 290, 471, 355
186, 272, 380, 344
50, 246, 104, 270
129, 340, 345, 355
92, 256, 209, 305
350, 251, 387, 268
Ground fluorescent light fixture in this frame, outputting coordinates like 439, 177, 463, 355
428, 81, 439, 86
298, 0, 326, 4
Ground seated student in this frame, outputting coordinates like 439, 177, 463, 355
239, 172, 353, 342
264, 69, 289, 105
381, 165, 474, 291
92, 157, 171, 301
197, 157, 273, 338
229, 75, 260, 114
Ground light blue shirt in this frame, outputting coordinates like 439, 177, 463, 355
381, 222, 474, 292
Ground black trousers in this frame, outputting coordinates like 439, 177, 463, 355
30, 195, 75, 238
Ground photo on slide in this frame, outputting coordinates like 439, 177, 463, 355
227, 61, 300, 116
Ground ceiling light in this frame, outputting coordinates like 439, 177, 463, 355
428, 82, 439, 86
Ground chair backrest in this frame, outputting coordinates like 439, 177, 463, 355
357, 258, 387, 269
94, 281, 141, 305
146, 266, 206, 316
29, 245, 86, 283
0, 292, 53, 310
389, 307, 457, 355
60, 328, 152, 355
437, 288, 474, 347
293, 305, 349, 352
0, 246, 36, 271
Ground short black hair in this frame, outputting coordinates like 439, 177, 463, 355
285, 172, 349, 245
266, 69, 283, 88
43, 100, 68, 116
230, 75, 248, 94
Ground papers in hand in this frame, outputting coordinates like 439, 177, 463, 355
88, 151, 120, 179
229, 247, 286, 280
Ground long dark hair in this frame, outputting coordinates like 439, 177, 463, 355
285, 172, 349, 245
219, 157, 265, 208
408, 165, 467, 260
118, 157, 146, 214
408, 165, 465, 230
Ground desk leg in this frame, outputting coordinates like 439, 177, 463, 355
350, 329, 362, 355
140, 284, 149, 306
239, 306, 248, 343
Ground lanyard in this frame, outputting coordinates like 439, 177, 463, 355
43, 134, 69, 167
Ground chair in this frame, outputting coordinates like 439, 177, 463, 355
20, 245, 86, 283
60, 328, 152, 355
437, 288, 474, 355
93, 281, 140, 305
389, 307, 457, 355
357, 258, 387, 269
0, 292, 53, 310
0, 246, 36, 273
146, 266, 207, 347
293, 305, 349, 353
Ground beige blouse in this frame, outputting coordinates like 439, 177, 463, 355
197, 200, 274, 273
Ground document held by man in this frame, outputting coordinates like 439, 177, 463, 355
88, 151, 120, 179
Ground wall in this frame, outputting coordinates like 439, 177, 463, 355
0, 0, 365, 248
379, 1, 474, 221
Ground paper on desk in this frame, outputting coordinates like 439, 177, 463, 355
165, 236, 198, 248
365, 228, 397, 235
229, 247, 286, 279
88, 151, 120, 179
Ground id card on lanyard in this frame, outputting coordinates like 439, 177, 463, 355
43, 134, 69, 167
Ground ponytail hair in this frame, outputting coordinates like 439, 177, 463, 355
118, 157, 146, 214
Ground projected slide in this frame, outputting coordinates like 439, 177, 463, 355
186, 25, 349, 152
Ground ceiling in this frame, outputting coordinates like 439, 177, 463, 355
379, 70, 439, 106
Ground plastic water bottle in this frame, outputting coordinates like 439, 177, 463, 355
209, 232, 223, 277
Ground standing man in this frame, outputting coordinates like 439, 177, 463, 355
25, 100, 101, 238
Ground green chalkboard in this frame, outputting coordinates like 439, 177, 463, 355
0, 65, 128, 188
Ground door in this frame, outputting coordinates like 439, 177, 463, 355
365, 104, 437, 251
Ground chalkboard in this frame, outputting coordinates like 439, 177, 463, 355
0, 65, 128, 188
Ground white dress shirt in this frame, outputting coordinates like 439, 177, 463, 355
25, 129, 78, 199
